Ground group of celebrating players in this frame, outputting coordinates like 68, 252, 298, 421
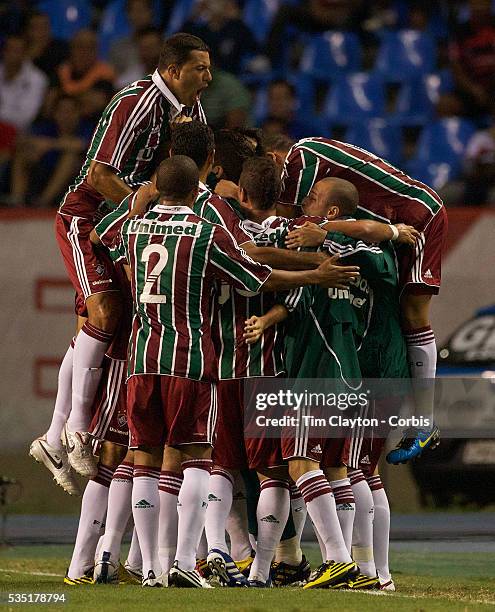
29, 32, 446, 591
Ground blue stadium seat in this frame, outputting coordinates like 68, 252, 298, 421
37, 0, 91, 40
406, 118, 476, 187
165, 0, 196, 36
323, 73, 385, 126
299, 31, 361, 80
346, 119, 402, 166
375, 30, 436, 82
243, 0, 281, 45
98, 0, 163, 58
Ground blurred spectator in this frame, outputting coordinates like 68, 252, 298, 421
55, 29, 115, 97
79, 80, 115, 127
265, 0, 365, 68
115, 27, 162, 89
0, 35, 48, 131
199, 67, 250, 129
24, 11, 69, 76
261, 79, 317, 140
10, 96, 90, 207
261, 116, 291, 138
450, 0, 495, 114
109, 0, 155, 74
184, 0, 257, 74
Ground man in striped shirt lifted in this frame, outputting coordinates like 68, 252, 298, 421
32, 33, 211, 487
267, 135, 445, 464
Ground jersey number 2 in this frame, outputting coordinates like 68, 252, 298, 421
140, 244, 168, 304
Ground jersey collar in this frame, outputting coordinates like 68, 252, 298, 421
152, 70, 185, 119
241, 216, 281, 234
198, 180, 211, 194
151, 204, 194, 215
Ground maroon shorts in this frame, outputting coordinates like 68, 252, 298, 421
90, 355, 129, 447
341, 435, 386, 475
55, 212, 119, 316
212, 379, 248, 470
281, 433, 345, 467
127, 375, 217, 448
398, 207, 447, 295
245, 436, 284, 470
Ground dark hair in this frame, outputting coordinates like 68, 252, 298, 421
158, 32, 210, 70
262, 133, 294, 154
170, 121, 214, 170
233, 127, 265, 156
156, 155, 199, 200
239, 157, 281, 210
214, 129, 256, 183
126, 0, 152, 12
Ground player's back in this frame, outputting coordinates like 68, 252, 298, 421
281, 137, 443, 230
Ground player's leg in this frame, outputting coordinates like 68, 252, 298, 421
226, 473, 253, 566
287, 456, 355, 590
324, 465, 355, 555
158, 445, 183, 576
348, 468, 376, 579
247, 466, 290, 587
65, 442, 124, 583
367, 469, 394, 590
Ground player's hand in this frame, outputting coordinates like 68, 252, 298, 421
317, 255, 360, 289
130, 182, 159, 217
170, 114, 192, 125
285, 222, 327, 249
243, 315, 265, 344
215, 179, 239, 200
394, 224, 420, 246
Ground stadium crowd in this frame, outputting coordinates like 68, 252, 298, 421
2, 0, 495, 206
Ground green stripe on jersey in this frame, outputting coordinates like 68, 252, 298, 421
300, 140, 442, 215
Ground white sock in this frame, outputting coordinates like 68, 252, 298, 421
197, 531, 208, 559
46, 340, 74, 449
330, 478, 355, 554
98, 462, 133, 563
313, 522, 326, 563
367, 475, 391, 583
274, 485, 305, 564
67, 465, 113, 578
297, 470, 351, 564
126, 527, 142, 569
158, 470, 183, 574
132, 466, 160, 578
175, 460, 212, 571
248, 479, 290, 583
349, 470, 376, 577
226, 474, 252, 561
205, 468, 234, 553
405, 326, 437, 422
68, 322, 112, 432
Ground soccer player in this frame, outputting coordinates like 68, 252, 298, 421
269, 135, 444, 462
30, 33, 211, 483
109, 155, 359, 588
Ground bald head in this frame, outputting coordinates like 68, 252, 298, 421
156, 155, 199, 203
302, 177, 359, 218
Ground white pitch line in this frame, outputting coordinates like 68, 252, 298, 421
0, 568, 64, 578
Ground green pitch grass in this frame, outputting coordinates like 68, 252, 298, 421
1, 545, 494, 611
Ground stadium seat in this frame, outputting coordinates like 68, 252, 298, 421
346, 119, 402, 166
406, 118, 477, 188
299, 31, 361, 80
243, 0, 281, 45
323, 73, 385, 126
98, 0, 163, 58
375, 30, 436, 82
393, 71, 454, 126
37, 0, 91, 40
165, 0, 196, 36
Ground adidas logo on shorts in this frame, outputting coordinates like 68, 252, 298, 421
311, 444, 322, 454
260, 514, 279, 523
424, 269, 433, 279
134, 499, 153, 509
360, 455, 371, 465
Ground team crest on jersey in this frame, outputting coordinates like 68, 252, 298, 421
117, 413, 127, 428
94, 262, 106, 276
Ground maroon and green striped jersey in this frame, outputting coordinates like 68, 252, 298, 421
280, 137, 443, 231
113, 204, 271, 381
59, 70, 206, 220
213, 215, 286, 380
